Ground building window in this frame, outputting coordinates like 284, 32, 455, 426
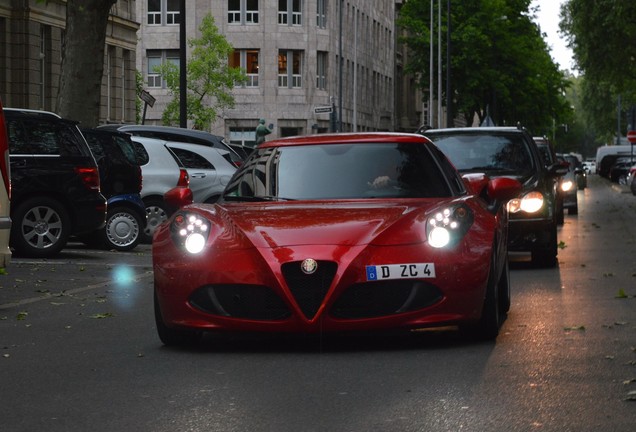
230, 127, 256, 148
278, 0, 302, 26
228, 0, 259, 25
146, 49, 180, 88
229, 50, 259, 88
317, 51, 327, 90
278, 50, 302, 88
39, 25, 47, 110
317, 0, 327, 28
147, 0, 180, 25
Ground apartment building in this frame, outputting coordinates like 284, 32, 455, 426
0, 0, 139, 124
138, 0, 409, 146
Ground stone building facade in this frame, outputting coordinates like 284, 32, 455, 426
0, 0, 139, 124
137, 0, 420, 147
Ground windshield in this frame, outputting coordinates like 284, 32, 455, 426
428, 133, 535, 178
223, 143, 453, 200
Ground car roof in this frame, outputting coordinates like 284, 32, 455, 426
260, 132, 431, 148
4, 107, 63, 120
425, 126, 522, 134
98, 123, 225, 141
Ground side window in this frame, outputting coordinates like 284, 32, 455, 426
6, 119, 30, 154
169, 147, 215, 170
131, 141, 150, 165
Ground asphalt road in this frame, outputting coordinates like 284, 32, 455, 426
1, 174, 635, 432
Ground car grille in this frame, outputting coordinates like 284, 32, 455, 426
330, 280, 443, 319
281, 260, 338, 320
189, 284, 291, 320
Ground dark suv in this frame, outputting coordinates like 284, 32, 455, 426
5, 108, 106, 258
423, 126, 567, 267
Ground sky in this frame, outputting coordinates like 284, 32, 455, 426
530, 0, 576, 73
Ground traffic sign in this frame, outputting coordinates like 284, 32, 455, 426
314, 106, 332, 114
628, 130, 636, 143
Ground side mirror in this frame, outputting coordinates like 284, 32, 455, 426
164, 186, 193, 217
548, 163, 569, 177
487, 177, 522, 202
462, 173, 489, 196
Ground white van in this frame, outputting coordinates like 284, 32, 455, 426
0, 98, 12, 268
595, 145, 636, 177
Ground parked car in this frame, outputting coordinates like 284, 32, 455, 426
424, 126, 567, 267
152, 132, 522, 346
628, 165, 636, 195
97, 123, 247, 166
129, 136, 190, 243
80, 129, 146, 251
608, 158, 635, 184
0, 98, 12, 267
164, 141, 237, 204
556, 154, 578, 216
5, 108, 106, 258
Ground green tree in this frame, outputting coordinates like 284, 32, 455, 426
560, 0, 636, 139
398, 0, 570, 133
155, 14, 247, 131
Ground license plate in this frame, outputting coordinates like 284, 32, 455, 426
365, 263, 436, 281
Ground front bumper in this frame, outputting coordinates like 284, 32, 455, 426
508, 217, 555, 253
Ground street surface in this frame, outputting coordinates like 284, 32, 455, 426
1, 174, 636, 432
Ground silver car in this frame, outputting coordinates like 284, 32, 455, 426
164, 141, 236, 203
130, 136, 189, 242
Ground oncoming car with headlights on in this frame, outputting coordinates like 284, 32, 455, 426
152, 133, 521, 346
423, 127, 567, 268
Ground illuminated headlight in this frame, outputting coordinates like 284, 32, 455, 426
560, 180, 574, 192
426, 205, 473, 248
507, 191, 544, 214
171, 212, 211, 254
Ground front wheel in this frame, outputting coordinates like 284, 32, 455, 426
10, 197, 70, 258
460, 255, 501, 341
142, 198, 168, 243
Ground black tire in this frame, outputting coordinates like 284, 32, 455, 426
498, 258, 511, 314
102, 206, 143, 251
11, 197, 70, 258
568, 205, 578, 215
461, 256, 501, 341
154, 291, 201, 347
142, 198, 167, 243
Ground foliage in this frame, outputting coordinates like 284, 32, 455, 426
155, 14, 247, 131
560, 0, 636, 139
397, 0, 571, 133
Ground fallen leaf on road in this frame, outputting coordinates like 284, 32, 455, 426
89, 313, 114, 319
16, 311, 28, 321
564, 326, 586, 331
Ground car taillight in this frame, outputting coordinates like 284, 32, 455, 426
176, 168, 190, 187
75, 166, 101, 191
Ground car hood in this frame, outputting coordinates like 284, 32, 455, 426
203, 200, 451, 249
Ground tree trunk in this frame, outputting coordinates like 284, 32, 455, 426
56, 0, 116, 128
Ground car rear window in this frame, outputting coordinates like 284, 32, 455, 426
224, 142, 453, 200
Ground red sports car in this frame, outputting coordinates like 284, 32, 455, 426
153, 133, 521, 345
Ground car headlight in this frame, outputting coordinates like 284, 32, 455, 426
560, 180, 574, 192
170, 211, 211, 254
507, 191, 544, 214
426, 205, 473, 248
